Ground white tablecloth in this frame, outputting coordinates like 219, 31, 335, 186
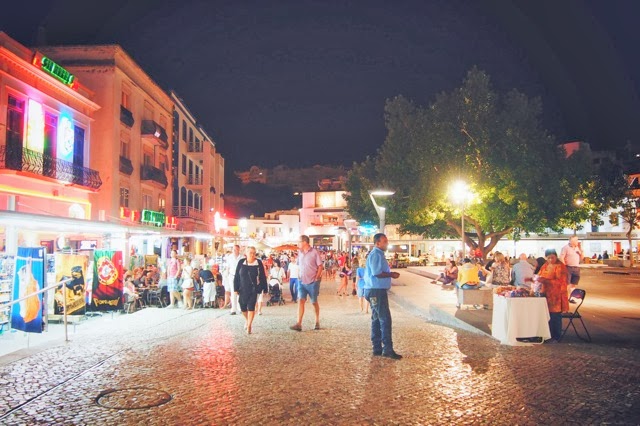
491, 295, 551, 345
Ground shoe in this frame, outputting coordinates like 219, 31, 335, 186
373, 350, 383, 356
544, 338, 558, 344
314, 323, 320, 330
569, 300, 576, 304
382, 351, 403, 360
258, 312, 263, 316
290, 324, 302, 331
230, 312, 237, 315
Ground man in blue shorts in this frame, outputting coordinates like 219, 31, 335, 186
290, 235, 324, 331
364, 233, 402, 359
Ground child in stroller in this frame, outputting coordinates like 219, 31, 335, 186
266, 278, 285, 306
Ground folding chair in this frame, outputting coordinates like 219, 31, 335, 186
560, 288, 592, 342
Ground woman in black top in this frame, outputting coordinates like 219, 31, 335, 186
234, 246, 268, 334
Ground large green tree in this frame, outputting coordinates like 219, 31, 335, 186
346, 68, 591, 258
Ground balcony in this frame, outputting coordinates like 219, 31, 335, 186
186, 174, 203, 186
172, 206, 203, 221
0, 144, 102, 190
119, 156, 134, 175
141, 120, 169, 148
120, 105, 134, 128
187, 141, 203, 154
141, 164, 168, 188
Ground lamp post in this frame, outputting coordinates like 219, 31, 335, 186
368, 190, 395, 233
450, 181, 473, 259
574, 198, 584, 236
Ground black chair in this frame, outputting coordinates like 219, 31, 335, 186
560, 289, 592, 342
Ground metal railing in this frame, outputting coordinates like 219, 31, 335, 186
0, 145, 102, 190
141, 164, 168, 187
187, 174, 203, 185
187, 141, 203, 153
1, 278, 72, 342
172, 206, 203, 220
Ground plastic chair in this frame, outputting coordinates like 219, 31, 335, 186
560, 289, 592, 342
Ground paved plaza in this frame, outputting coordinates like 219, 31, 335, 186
0, 274, 639, 425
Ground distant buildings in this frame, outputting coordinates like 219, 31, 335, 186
235, 164, 346, 191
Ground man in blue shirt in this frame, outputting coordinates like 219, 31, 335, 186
364, 233, 402, 360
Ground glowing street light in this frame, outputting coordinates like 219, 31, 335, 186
450, 181, 474, 259
368, 190, 395, 232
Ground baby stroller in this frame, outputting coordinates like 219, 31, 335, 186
266, 278, 285, 306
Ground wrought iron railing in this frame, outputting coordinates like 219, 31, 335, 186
187, 141, 203, 153
119, 156, 134, 175
141, 164, 168, 188
172, 206, 203, 220
0, 145, 102, 190
187, 174, 203, 185
120, 105, 134, 127
141, 120, 169, 147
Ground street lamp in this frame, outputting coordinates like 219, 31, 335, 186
368, 190, 395, 233
450, 181, 473, 259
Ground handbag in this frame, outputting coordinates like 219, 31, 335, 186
181, 277, 194, 290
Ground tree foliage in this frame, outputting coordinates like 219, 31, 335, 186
346, 68, 592, 257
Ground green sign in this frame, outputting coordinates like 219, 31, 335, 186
39, 56, 75, 86
141, 210, 166, 227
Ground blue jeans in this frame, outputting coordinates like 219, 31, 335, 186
455, 282, 483, 289
364, 288, 393, 354
549, 312, 562, 341
289, 278, 299, 302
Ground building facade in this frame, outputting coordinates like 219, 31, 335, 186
170, 91, 224, 234
0, 32, 102, 252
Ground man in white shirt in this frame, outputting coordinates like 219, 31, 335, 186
559, 236, 583, 299
224, 245, 244, 315
511, 253, 535, 288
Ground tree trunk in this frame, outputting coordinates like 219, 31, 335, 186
628, 234, 634, 268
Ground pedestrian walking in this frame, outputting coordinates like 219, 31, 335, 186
363, 233, 402, 360
233, 246, 268, 334
290, 235, 324, 331
288, 253, 299, 302
166, 249, 181, 308
559, 236, 582, 299
224, 245, 244, 315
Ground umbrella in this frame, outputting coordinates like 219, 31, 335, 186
272, 244, 299, 252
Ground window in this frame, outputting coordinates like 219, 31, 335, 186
158, 196, 166, 213
121, 90, 130, 109
159, 114, 167, 132
143, 101, 153, 120
181, 120, 187, 141
181, 154, 187, 175
143, 150, 153, 166
188, 160, 193, 177
159, 154, 167, 172
180, 186, 187, 207
142, 194, 153, 210
6, 95, 25, 169
189, 127, 193, 144
120, 132, 130, 158
195, 137, 200, 151
188, 190, 193, 207
120, 187, 130, 207
73, 126, 85, 167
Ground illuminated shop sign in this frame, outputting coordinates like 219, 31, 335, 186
33, 54, 76, 87
57, 115, 74, 161
141, 209, 166, 227
26, 99, 45, 152
120, 207, 141, 222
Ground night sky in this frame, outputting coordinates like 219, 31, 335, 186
3, 0, 640, 172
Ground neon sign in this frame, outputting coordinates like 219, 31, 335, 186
57, 115, 74, 161
33, 54, 75, 87
141, 209, 166, 227
26, 99, 44, 152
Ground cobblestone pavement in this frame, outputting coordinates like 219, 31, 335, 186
1, 276, 639, 425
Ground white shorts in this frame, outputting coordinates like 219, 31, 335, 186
202, 282, 215, 302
